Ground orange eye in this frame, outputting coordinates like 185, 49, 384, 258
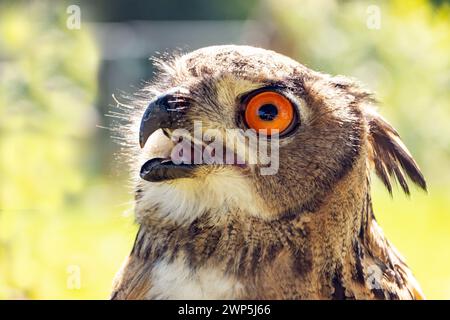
244, 91, 295, 135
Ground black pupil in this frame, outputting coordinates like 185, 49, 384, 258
258, 104, 278, 121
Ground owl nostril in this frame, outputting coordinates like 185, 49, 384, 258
258, 104, 278, 121
139, 89, 190, 148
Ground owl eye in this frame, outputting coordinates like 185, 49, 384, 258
244, 91, 295, 135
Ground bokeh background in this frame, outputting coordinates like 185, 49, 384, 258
0, 0, 449, 299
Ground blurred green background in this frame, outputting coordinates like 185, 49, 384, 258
0, 0, 449, 299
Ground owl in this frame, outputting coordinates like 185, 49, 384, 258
110, 45, 426, 300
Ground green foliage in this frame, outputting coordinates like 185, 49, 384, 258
0, 2, 136, 299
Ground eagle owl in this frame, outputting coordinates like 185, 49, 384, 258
111, 45, 426, 300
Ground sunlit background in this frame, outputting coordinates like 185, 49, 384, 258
0, 0, 449, 299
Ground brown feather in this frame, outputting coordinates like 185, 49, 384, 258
111, 45, 426, 300
366, 111, 426, 195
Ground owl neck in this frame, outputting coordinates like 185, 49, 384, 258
133, 170, 413, 298
134, 162, 374, 267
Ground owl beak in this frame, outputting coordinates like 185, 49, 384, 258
139, 89, 189, 148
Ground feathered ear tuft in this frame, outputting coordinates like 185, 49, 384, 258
365, 110, 427, 195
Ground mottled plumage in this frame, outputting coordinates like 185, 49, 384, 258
110, 45, 426, 300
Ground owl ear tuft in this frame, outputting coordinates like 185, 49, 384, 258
365, 110, 427, 195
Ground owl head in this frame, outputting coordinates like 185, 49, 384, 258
120, 45, 426, 223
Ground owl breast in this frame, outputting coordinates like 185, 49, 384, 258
146, 257, 244, 299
